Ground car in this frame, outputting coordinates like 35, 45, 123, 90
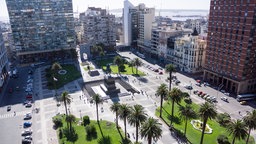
224, 93, 230, 96
159, 71, 163, 75
193, 90, 198, 94
21, 129, 33, 136
184, 85, 193, 90
22, 139, 31, 144
220, 89, 226, 93
24, 135, 33, 140
198, 91, 203, 95
7, 105, 11, 111
195, 83, 201, 86
28, 70, 33, 75
25, 88, 32, 92
240, 101, 247, 105
25, 103, 32, 108
24, 113, 32, 120
24, 100, 32, 105
204, 95, 211, 100
26, 95, 33, 99
23, 122, 32, 128
154, 69, 159, 72
221, 97, 228, 102
204, 82, 210, 86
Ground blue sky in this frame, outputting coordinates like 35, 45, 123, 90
0, 0, 210, 17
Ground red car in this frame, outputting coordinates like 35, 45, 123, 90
26, 95, 33, 99
159, 71, 163, 75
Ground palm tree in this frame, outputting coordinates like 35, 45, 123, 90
156, 84, 168, 118
60, 91, 71, 116
140, 117, 162, 144
198, 102, 217, 144
114, 56, 123, 74
92, 94, 102, 122
128, 59, 135, 73
110, 102, 120, 128
227, 119, 248, 144
128, 104, 147, 143
118, 104, 131, 139
66, 114, 76, 132
169, 88, 183, 124
165, 64, 176, 91
133, 58, 142, 75
51, 62, 62, 95
243, 110, 256, 144
179, 105, 197, 136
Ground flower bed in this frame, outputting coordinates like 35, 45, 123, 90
191, 120, 212, 134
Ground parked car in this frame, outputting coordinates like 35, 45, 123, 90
224, 93, 230, 96
26, 94, 33, 99
220, 89, 226, 93
25, 103, 32, 108
7, 105, 11, 111
24, 100, 32, 105
21, 129, 33, 136
23, 122, 32, 128
195, 83, 201, 86
240, 101, 247, 105
24, 135, 33, 140
22, 139, 31, 144
193, 90, 198, 94
184, 85, 193, 90
24, 113, 32, 120
154, 69, 159, 72
221, 97, 228, 102
159, 71, 163, 75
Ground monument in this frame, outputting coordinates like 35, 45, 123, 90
102, 75, 120, 94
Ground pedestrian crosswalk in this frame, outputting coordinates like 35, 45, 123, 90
0, 110, 31, 119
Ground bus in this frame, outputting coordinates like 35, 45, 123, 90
236, 94, 256, 102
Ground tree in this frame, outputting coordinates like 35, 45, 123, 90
128, 59, 135, 73
165, 64, 176, 91
178, 105, 197, 136
60, 91, 71, 116
133, 58, 142, 75
168, 88, 183, 124
92, 94, 102, 122
198, 102, 217, 144
243, 110, 256, 144
128, 104, 147, 143
110, 102, 120, 128
51, 62, 62, 95
118, 104, 131, 139
227, 119, 248, 144
99, 51, 105, 61
66, 114, 76, 132
140, 117, 162, 144
156, 84, 168, 118
114, 56, 123, 74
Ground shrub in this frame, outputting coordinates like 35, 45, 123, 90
52, 116, 63, 128
217, 134, 230, 144
216, 113, 231, 126
59, 129, 63, 139
85, 124, 97, 140
83, 116, 90, 126
119, 65, 126, 72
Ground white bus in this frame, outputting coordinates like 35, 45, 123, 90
236, 94, 256, 102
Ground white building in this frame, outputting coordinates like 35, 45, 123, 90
0, 27, 10, 88
123, 0, 155, 49
172, 29, 206, 73
80, 7, 116, 47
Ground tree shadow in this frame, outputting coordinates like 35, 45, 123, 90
167, 115, 181, 125
116, 126, 124, 140
120, 138, 132, 144
63, 127, 78, 142
97, 121, 104, 138
98, 135, 112, 144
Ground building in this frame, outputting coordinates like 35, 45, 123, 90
79, 7, 116, 47
6, 0, 76, 63
123, 0, 155, 50
204, 0, 256, 94
171, 29, 206, 73
0, 27, 10, 91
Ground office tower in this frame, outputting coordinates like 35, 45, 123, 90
0, 27, 9, 90
123, 0, 155, 49
79, 7, 116, 47
6, 0, 76, 63
204, 0, 256, 94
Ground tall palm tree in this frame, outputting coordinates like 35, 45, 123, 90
118, 104, 131, 139
92, 94, 102, 122
133, 58, 142, 75
156, 84, 168, 118
128, 59, 135, 73
66, 114, 76, 132
243, 110, 256, 144
140, 117, 162, 144
198, 102, 217, 144
110, 102, 120, 128
114, 56, 123, 74
169, 88, 183, 124
60, 91, 71, 116
128, 104, 147, 143
179, 105, 197, 136
165, 64, 176, 91
227, 119, 248, 144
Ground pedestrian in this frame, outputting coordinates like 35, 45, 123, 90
14, 111, 16, 116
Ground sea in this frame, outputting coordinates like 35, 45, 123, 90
110, 9, 209, 21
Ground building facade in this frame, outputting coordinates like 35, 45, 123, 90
6, 0, 76, 63
0, 27, 10, 90
204, 0, 256, 94
79, 7, 116, 47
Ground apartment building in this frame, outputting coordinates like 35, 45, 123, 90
6, 0, 76, 63
0, 27, 9, 90
204, 0, 256, 94
79, 7, 116, 47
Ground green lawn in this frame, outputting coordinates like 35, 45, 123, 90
46, 64, 81, 89
58, 119, 125, 144
156, 100, 255, 144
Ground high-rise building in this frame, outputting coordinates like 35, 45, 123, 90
6, 0, 76, 63
204, 0, 256, 94
0, 27, 10, 90
123, 0, 155, 50
79, 7, 116, 47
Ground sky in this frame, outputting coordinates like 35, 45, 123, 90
0, 0, 210, 18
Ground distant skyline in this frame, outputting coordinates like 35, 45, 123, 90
0, 0, 210, 18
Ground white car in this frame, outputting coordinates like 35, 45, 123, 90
224, 93, 230, 96
220, 90, 226, 93
24, 113, 32, 119
21, 129, 33, 136
221, 97, 228, 102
